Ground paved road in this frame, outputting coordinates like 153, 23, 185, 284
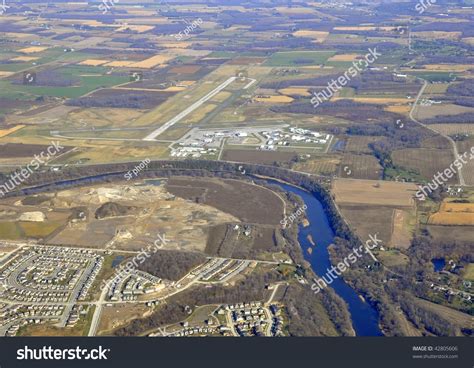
207, 256, 280, 265
88, 282, 109, 336
60, 258, 98, 327
409, 80, 466, 186
225, 311, 239, 337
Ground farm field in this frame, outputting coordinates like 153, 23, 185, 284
439, 202, 474, 212
345, 136, 382, 154
51, 144, 169, 165
334, 177, 417, 249
340, 204, 414, 250
0, 125, 25, 138
222, 149, 297, 165
424, 83, 450, 95
279, 88, 311, 97
291, 156, 340, 176
430, 124, 474, 136
338, 202, 415, 251
392, 148, 457, 183
455, 139, 474, 185
464, 264, 474, 281
428, 213, 474, 226
462, 160, 474, 186
0, 72, 130, 99
339, 154, 382, 180
265, 51, 335, 67
421, 136, 452, 150
332, 179, 418, 207
339, 205, 394, 245
428, 201, 474, 226
412, 298, 472, 333
331, 97, 409, 104
416, 104, 474, 121
427, 225, 473, 245
292, 30, 330, 43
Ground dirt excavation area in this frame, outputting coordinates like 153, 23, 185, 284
0, 180, 238, 252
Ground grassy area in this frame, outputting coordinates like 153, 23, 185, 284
36, 49, 97, 64
0, 63, 30, 72
378, 250, 409, 268
18, 221, 64, 238
0, 65, 129, 99
326, 61, 355, 68
385, 166, 425, 183
277, 264, 297, 278
58, 144, 169, 165
208, 51, 236, 58
0, 222, 22, 240
87, 254, 120, 301
132, 75, 230, 128
338, 87, 356, 97
185, 305, 219, 325
463, 263, 474, 281
265, 51, 335, 67
407, 71, 458, 83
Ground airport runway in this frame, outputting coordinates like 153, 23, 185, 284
143, 76, 254, 141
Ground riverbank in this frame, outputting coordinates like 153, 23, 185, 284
267, 179, 382, 336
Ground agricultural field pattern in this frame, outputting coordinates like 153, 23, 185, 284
0, 0, 472, 339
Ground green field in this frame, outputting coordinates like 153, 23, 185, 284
265, 51, 336, 66
339, 87, 356, 97
0, 63, 31, 72
0, 222, 22, 240
207, 51, 237, 58
19, 221, 64, 238
385, 166, 425, 183
35, 48, 98, 64
0, 65, 129, 99
464, 264, 474, 281
408, 71, 458, 83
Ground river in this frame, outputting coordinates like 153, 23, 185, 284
271, 180, 383, 336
